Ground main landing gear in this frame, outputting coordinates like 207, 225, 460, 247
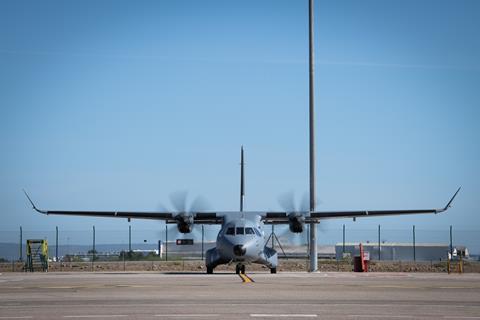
270, 267, 277, 274
235, 264, 246, 274
207, 266, 213, 274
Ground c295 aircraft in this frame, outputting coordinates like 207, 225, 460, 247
24, 147, 460, 274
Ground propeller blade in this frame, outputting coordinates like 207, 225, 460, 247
278, 191, 296, 212
170, 190, 188, 212
189, 195, 211, 212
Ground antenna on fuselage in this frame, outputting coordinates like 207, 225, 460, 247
240, 146, 245, 212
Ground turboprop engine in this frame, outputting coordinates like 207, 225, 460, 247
288, 213, 305, 233
175, 213, 194, 233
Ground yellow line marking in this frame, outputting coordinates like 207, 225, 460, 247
239, 273, 254, 283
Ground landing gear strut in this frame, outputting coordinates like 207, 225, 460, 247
236, 264, 246, 274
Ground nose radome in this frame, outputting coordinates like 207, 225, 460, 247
233, 244, 246, 256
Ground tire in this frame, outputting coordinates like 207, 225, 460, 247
207, 266, 213, 274
270, 267, 277, 274
235, 264, 240, 274
241, 265, 246, 274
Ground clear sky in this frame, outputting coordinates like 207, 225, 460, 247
1, 1, 479, 240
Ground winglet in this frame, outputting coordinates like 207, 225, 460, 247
437, 187, 461, 213
22, 189, 47, 214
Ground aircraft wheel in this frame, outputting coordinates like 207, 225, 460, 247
270, 267, 277, 274
235, 264, 240, 274
207, 266, 213, 274
241, 265, 246, 274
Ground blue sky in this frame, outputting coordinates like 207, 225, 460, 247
1, 0, 479, 240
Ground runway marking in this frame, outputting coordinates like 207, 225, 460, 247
348, 316, 414, 319
250, 315, 317, 318
63, 315, 128, 318
239, 273, 254, 283
154, 315, 219, 318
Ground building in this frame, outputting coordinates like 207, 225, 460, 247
335, 242, 451, 261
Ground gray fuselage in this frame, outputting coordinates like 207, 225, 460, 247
205, 212, 278, 272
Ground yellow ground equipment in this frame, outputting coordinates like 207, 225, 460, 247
25, 239, 48, 272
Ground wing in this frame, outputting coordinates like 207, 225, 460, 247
262, 187, 460, 223
23, 190, 222, 224
310, 187, 460, 220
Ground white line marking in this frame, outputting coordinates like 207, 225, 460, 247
348, 316, 414, 319
251, 315, 317, 318
63, 316, 128, 318
154, 316, 219, 318
444, 317, 480, 319
0, 317, 33, 319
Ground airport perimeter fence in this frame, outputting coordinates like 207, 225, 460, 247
1, 225, 479, 264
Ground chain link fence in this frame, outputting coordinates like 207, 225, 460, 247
1, 225, 478, 263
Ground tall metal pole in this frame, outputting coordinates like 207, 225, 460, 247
308, 0, 317, 272
165, 224, 168, 261
240, 146, 245, 212
378, 225, 381, 261
19, 226, 23, 261
413, 225, 416, 261
128, 225, 132, 252
342, 224, 345, 253
56, 226, 59, 261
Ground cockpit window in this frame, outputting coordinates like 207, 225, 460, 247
254, 228, 262, 237
226, 227, 235, 235
245, 227, 254, 235
236, 227, 244, 235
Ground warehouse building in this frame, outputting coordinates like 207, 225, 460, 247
335, 242, 451, 261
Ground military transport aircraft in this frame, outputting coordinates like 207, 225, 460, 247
24, 146, 460, 274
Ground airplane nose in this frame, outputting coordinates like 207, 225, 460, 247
233, 244, 246, 256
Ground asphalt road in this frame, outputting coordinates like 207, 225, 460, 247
1, 272, 479, 319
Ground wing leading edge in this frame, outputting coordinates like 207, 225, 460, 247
23, 190, 221, 224
310, 187, 460, 220
262, 187, 460, 223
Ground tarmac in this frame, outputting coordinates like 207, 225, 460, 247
0, 271, 479, 319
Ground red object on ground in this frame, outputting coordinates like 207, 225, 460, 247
353, 243, 369, 272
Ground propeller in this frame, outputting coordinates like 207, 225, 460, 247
157, 191, 212, 240
277, 191, 327, 245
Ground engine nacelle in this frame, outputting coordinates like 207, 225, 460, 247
288, 213, 305, 233
175, 214, 194, 233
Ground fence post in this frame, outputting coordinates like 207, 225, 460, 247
378, 225, 381, 261
201, 225, 204, 261
271, 224, 275, 249
92, 225, 95, 272
128, 225, 132, 252
165, 225, 168, 262
413, 225, 416, 262
56, 226, 59, 262
19, 226, 23, 262
449, 225, 453, 258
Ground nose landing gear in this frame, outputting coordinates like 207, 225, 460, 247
235, 264, 246, 274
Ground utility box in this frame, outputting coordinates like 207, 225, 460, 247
25, 239, 48, 272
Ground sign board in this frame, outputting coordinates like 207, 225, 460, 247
363, 251, 370, 261
176, 239, 194, 245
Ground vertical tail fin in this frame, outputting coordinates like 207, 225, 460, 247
240, 146, 245, 212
